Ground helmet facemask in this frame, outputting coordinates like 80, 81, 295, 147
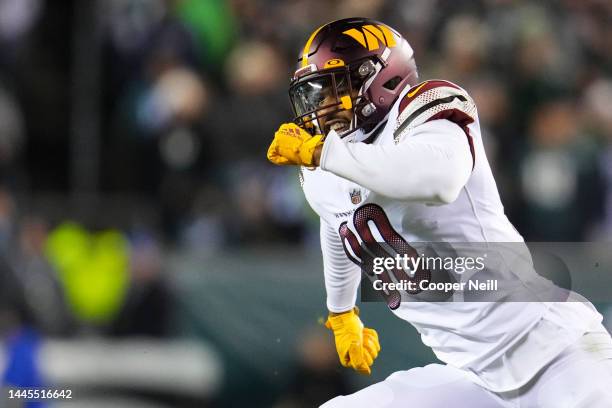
289, 58, 380, 139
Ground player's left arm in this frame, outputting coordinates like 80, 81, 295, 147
266, 119, 472, 204
319, 80, 476, 204
320, 119, 472, 204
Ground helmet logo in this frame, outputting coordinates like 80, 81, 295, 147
324, 58, 345, 68
342, 25, 397, 51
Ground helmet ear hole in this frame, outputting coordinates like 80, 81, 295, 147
383, 76, 402, 90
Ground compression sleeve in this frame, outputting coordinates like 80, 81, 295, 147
320, 219, 361, 313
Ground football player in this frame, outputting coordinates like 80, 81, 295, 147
267, 18, 612, 407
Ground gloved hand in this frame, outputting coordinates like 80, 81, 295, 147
267, 123, 324, 166
325, 307, 381, 375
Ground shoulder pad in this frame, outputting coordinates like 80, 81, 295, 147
394, 80, 477, 141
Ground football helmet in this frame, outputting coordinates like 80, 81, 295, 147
289, 17, 418, 138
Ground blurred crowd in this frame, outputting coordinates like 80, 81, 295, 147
2, 0, 612, 248
1, 0, 612, 406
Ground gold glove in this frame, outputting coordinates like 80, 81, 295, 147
325, 307, 380, 375
267, 123, 323, 166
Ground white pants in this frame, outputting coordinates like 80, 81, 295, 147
321, 332, 612, 408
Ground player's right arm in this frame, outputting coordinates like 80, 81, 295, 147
320, 219, 361, 313
321, 219, 380, 375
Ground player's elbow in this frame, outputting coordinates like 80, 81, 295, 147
434, 166, 470, 204
435, 181, 463, 204
379, 179, 462, 204
435, 147, 472, 204
373, 171, 466, 204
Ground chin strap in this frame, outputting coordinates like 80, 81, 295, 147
362, 119, 388, 144
339, 112, 389, 144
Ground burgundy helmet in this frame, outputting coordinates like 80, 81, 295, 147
289, 17, 419, 137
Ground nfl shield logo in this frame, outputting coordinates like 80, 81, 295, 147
349, 189, 362, 205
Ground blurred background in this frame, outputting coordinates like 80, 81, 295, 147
1, 0, 612, 406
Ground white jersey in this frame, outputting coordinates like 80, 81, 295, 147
301, 80, 603, 392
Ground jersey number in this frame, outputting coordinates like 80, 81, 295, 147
338, 203, 430, 309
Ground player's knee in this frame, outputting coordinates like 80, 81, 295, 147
319, 395, 347, 408
319, 381, 396, 408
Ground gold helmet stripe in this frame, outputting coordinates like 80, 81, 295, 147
363, 29, 380, 51
342, 28, 367, 48
364, 25, 387, 46
343, 26, 397, 50
301, 25, 325, 67
376, 25, 397, 47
